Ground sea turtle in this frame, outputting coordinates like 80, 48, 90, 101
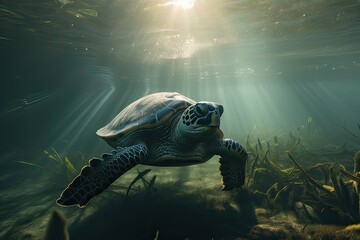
57, 92, 248, 207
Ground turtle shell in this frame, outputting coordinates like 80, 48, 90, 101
96, 92, 195, 141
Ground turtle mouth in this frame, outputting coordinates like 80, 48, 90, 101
193, 119, 220, 130
193, 125, 219, 131
206, 123, 220, 128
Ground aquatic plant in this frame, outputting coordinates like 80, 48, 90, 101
243, 120, 360, 226
17, 147, 85, 182
44, 147, 79, 176
307, 116, 312, 144
246, 135, 301, 209
125, 168, 157, 197
285, 151, 360, 224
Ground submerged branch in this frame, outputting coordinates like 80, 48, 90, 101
286, 151, 336, 197
339, 165, 360, 183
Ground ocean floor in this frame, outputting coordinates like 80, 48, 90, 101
1, 165, 359, 240
1, 129, 360, 240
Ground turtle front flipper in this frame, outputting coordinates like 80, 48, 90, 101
213, 138, 248, 190
219, 156, 247, 190
56, 143, 148, 208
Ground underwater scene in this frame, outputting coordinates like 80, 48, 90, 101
1, 0, 360, 239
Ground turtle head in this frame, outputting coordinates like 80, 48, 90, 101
177, 101, 223, 140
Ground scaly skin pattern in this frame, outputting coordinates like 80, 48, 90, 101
211, 138, 248, 190
57, 143, 148, 207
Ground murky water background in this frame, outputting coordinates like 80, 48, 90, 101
1, 0, 360, 239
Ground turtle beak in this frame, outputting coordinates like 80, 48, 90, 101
218, 104, 224, 116
209, 109, 221, 128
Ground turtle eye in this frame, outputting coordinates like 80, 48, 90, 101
194, 104, 208, 116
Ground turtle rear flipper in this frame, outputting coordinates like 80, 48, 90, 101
56, 143, 148, 208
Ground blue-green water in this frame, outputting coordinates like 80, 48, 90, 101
1, 1, 360, 239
